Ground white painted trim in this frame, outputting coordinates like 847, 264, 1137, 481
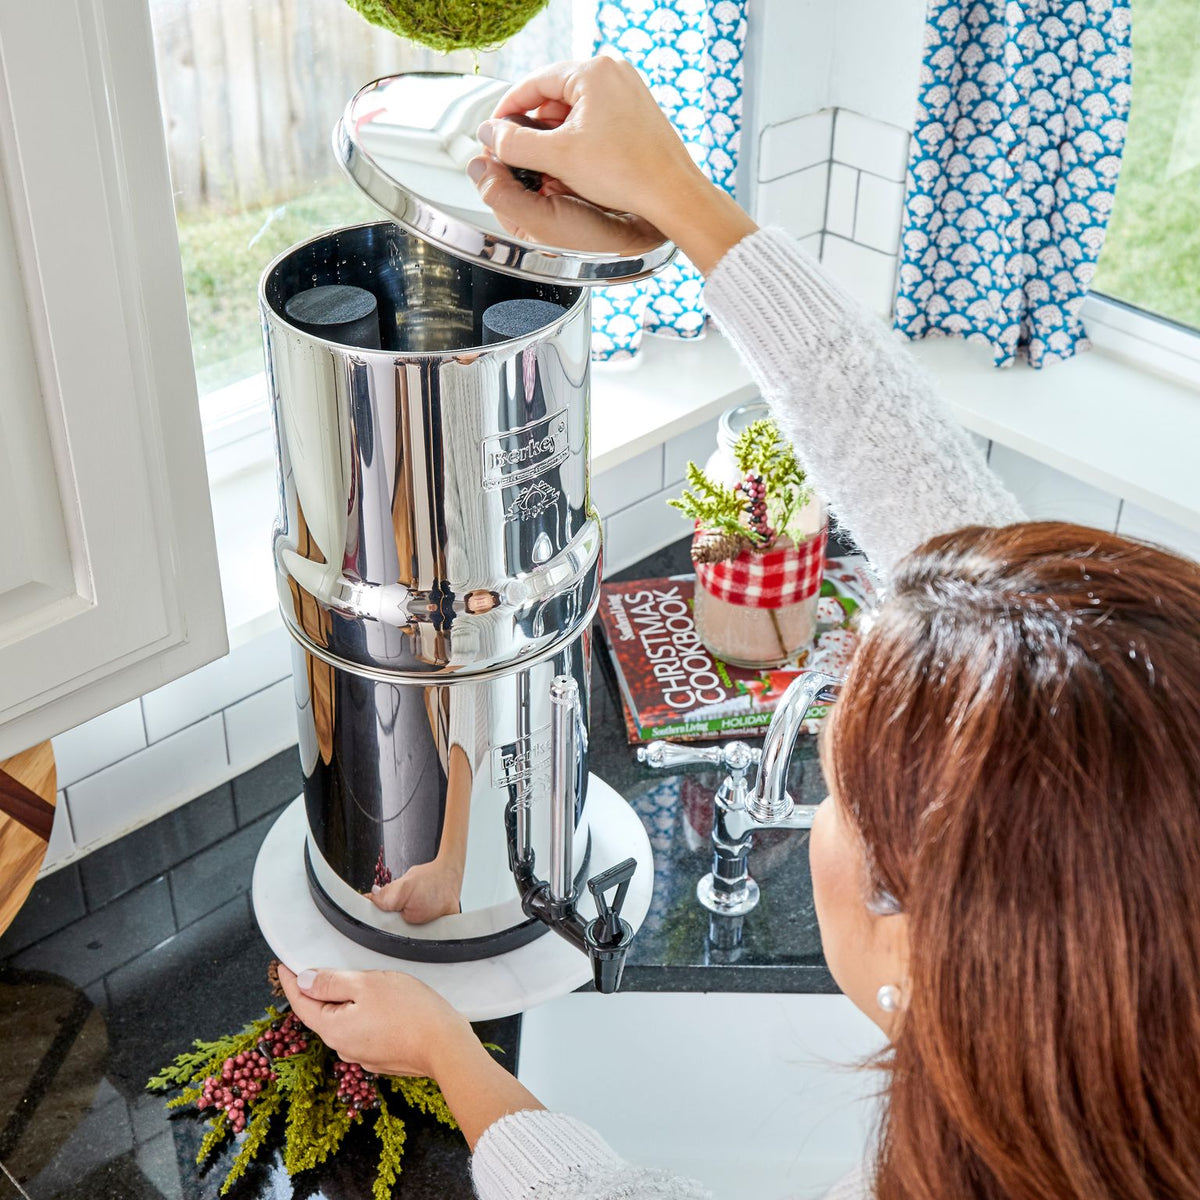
0, 0, 227, 759
1083, 293, 1200, 391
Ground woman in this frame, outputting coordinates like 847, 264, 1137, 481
281, 59, 1200, 1198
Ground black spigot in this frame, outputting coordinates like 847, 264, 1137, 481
584, 857, 637, 993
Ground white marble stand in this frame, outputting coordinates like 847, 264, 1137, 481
251, 775, 654, 1020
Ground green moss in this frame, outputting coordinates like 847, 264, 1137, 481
344, 0, 550, 52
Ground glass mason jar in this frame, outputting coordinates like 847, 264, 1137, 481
692, 403, 826, 669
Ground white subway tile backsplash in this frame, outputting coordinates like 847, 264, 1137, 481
825, 164, 858, 240
799, 233, 823, 258
758, 111, 834, 182
224, 679, 298, 777
53, 700, 147, 789
42, 791, 75, 873
1117, 503, 1200, 562
66, 714, 229, 850
141, 627, 292, 743
820, 236, 898, 318
591, 446, 664, 518
854, 173, 906, 255
605, 484, 695, 576
833, 110, 911, 183
755, 164, 828, 240
664, 418, 721, 485
988, 446, 1122, 530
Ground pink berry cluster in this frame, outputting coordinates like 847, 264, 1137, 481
736, 472, 775, 543
197, 1051, 275, 1133
258, 1011, 309, 1059
333, 1060, 379, 1115
374, 846, 393, 888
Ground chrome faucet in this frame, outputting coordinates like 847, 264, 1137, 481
638, 670, 842, 915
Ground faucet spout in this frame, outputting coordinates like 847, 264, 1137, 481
746, 671, 842, 824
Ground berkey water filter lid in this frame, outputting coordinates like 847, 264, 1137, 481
334, 71, 677, 286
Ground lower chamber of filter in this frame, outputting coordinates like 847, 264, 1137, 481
302, 833, 592, 963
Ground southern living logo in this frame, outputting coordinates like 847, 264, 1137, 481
481, 410, 569, 491
491, 726, 552, 787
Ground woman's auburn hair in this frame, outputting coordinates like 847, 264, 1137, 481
827, 521, 1200, 1200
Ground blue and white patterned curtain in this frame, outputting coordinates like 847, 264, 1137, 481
590, 0, 748, 361
894, 1, 1132, 368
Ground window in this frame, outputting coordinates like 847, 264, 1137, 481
148, 0, 583, 440
1091, 0, 1200, 334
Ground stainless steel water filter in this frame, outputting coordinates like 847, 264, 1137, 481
262, 223, 600, 961
258, 70, 675, 980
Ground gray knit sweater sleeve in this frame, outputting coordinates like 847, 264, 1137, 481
472, 1110, 713, 1200
471, 1109, 870, 1200
703, 227, 1023, 575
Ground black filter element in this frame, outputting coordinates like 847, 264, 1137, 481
482, 298, 568, 345
284, 284, 381, 349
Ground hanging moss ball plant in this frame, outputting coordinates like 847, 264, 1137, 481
344, 0, 551, 53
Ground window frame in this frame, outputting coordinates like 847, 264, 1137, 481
1082, 292, 1200, 390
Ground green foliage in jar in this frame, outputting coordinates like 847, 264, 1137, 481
670, 418, 812, 557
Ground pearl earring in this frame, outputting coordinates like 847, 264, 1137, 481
876, 984, 902, 1013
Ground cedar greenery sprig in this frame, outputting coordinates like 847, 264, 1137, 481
669, 418, 812, 560
669, 462, 750, 544
147, 984, 477, 1199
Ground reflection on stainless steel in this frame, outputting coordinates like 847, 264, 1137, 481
335, 72, 676, 285
262, 222, 598, 678
262, 222, 609, 963
296, 638, 592, 960
637, 671, 843, 916
548, 676, 579, 904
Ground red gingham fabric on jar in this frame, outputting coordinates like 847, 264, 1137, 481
694, 525, 829, 608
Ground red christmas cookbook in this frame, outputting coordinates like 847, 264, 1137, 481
596, 571, 864, 745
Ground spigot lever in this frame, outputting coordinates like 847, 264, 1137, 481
587, 856, 637, 946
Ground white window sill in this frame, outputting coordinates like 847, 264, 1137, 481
911, 338, 1200, 534
208, 333, 755, 647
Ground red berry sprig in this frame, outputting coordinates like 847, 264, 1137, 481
374, 846, 393, 888
258, 1011, 309, 1060
735, 472, 775, 544
333, 1060, 379, 1115
196, 1050, 275, 1134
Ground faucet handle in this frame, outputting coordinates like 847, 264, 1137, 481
637, 740, 762, 771
637, 741, 724, 769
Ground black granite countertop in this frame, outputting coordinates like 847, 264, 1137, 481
0, 538, 833, 1200
595, 538, 835, 996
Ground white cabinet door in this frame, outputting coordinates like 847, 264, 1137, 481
0, 0, 226, 759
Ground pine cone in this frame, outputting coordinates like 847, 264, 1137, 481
691, 530, 747, 564
267, 959, 285, 998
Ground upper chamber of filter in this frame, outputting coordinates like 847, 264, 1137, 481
260, 223, 600, 681
261, 222, 586, 356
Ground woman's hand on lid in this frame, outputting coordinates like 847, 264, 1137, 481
472, 57, 695, 237
467, 56, 758, 273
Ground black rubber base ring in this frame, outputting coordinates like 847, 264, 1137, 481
304, 837, 593, 963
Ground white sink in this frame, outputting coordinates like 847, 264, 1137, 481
518, 990, 886, 1199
